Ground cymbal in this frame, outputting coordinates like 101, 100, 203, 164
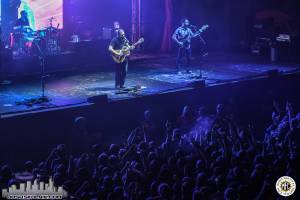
48, 17, 57, 21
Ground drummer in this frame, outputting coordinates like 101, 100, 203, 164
15, 10, 30, 27
13, 10, 34, 55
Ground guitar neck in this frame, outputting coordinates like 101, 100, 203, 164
121, 38, 144, 51
132, 41, 140, 47
194, 30, 204, 37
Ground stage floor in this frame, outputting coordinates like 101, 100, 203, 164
1, 53, 299, 116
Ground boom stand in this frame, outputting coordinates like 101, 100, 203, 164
16, 41, 50, 106
39, 55, 50, 102
198, 34, 208, 79
35, 40, 50, 103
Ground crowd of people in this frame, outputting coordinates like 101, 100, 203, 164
0, 101, 299, 200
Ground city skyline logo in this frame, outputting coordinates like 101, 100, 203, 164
2, 177, 68, 199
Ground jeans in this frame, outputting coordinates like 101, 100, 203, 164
176, 47, 191, 71
115, 59, 128, 87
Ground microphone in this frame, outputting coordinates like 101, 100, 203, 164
122, 35, 129, 42
121, 35, 130, 45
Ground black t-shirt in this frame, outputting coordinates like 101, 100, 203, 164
109, 36, 128, 50
16, 18, 30, 27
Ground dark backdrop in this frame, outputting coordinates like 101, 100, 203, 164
1, 0, 300, 52
140, 0, 300, 52
63, 0, 132, 40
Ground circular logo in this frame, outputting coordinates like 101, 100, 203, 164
276, 176, 296, 197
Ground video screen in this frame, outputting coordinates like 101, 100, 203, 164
18, 0, 63, 30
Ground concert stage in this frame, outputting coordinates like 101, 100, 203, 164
1, 53, 299, 118
1, 52, 300, 167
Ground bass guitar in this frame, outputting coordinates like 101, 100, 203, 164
178, 24, 209, 49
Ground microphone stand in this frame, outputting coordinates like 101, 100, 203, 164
198, 51, 208, 79
198, 37, 208, 79
17, 40, 50, 106
192, 25, 208, 79
35, 40, 50, 102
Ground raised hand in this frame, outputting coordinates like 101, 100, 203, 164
165, 120, 172, 131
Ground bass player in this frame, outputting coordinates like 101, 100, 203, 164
172, 18, 208, 74
172, 18, 195, 73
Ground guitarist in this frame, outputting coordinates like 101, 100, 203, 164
108, 29, 133, 89
172, 18, 196, 73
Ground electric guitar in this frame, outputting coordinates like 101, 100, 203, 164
111, 38, 144, 63
178, 24, 209, 49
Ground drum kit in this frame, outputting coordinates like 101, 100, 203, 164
10, 17, 61, 57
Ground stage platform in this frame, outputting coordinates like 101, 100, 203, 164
1, 52, 300, 117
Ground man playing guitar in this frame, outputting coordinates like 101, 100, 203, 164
108, 29, 144, 89
172, 18, 208, 73
108, 29, 131, 89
